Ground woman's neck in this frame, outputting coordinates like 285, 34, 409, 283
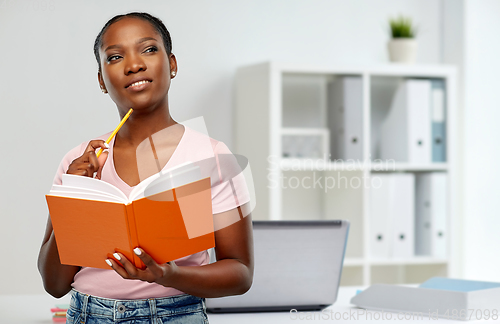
114, 103, 177, 148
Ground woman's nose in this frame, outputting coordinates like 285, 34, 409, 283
125, 54, 146, 75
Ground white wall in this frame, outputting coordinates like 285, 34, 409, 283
461, 0, 500, 281
440, 0, 500, 283
442, 0, 465, 279
0, 0, 443, 294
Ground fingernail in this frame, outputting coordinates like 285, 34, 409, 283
103, 149, 109, 154
113, 253, 121, 261
105, 259, 112, 267
134, 248, 142, 255
104, 142, 109, 149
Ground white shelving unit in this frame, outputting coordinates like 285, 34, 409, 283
234, 62, 457, 286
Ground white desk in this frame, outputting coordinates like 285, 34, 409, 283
0, 287, 495, 323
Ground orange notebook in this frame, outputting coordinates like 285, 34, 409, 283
46, 164, 214, 270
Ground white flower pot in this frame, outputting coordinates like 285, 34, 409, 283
388, 38, 417, 63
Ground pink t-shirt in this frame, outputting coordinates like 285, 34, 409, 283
52, 126, 246, 299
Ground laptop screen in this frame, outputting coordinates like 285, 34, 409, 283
206, 220, 350, 313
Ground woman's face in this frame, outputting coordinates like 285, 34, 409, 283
98, 17, 176, 113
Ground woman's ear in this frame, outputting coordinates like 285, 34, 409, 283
169, 54, 178, 79
97, 71, 108, 93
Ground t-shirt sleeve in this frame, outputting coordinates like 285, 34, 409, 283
210, 141, 251, 214
52, 143, 86, 186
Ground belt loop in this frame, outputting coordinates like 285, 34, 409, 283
80, 294, 89, 324
113, 300, 118, 322
148, 298, 157, 323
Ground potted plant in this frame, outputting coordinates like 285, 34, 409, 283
387, 15, 418, 63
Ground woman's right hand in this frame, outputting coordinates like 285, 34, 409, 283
66, 140, 109, 179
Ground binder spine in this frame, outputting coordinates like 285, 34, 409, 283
328, 76, 363, 160
407, 80, 431, 164
431, 79, 447, 162
415, 174, 432, 256
343, 77, 363, 161
432, 122, 446, 162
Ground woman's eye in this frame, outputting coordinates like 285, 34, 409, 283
144, 46, 158, 53
107, 55, 121, 62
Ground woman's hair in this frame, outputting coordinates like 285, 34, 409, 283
93, 12, 172, 71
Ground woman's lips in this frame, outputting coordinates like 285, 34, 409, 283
126, 80, 152, 91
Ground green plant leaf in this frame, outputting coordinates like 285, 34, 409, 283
389, 15, 417, 38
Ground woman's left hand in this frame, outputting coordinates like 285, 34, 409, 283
106, 248, 178, 286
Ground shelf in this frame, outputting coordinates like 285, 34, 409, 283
279, 159, 363, 171
272, 62, 457, 78
370, 162, 448, 172
279, 159, 448, 172
368, 257, 449, 266
235, 62, 457, 286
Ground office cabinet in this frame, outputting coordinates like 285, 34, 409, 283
234, 62, 457, 286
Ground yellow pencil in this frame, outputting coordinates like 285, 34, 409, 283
96, 108, 133, 158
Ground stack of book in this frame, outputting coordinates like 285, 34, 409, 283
50, 304, 68, 322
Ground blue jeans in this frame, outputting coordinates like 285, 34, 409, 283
66, 289, 209, 324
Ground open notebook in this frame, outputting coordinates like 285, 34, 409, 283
46, 162, 215, 270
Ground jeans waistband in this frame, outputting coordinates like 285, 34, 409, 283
69, 289, 206, 321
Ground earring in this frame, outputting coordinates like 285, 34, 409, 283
101, 87, 107, 94
171, 71, 176, 77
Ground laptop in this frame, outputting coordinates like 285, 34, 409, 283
206, 220, 350, 313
